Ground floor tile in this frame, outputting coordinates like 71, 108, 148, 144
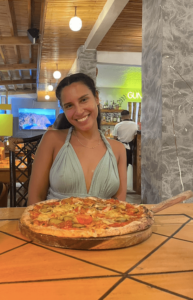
132, 272, 193, 299
174, 220, 193, 242
44, 234, 166, 273
0, 232, 26, 254
0, 277, 120, 300
0, 243, 117, 283
130, 238, 193, 274
152, 215, 189, 236
0, 207, 25, 220
105, 278, 179, 300
0, 220, 31, 241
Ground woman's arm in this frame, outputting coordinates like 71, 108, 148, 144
28, 131, 55, 205
109, 140, 127, 202
114, 142, 127, 201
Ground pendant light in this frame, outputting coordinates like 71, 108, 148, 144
45, 95, 50, 100
48, 80, 53, 91
69, 6, 82, 32
53, 64, 61, 79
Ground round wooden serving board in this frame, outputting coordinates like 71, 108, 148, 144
19, 221, 152, 250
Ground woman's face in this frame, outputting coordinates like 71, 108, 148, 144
61, 82, 99, 131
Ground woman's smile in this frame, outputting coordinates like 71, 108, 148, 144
76, 115, 89, 122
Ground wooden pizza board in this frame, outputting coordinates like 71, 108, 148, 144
19, 221, 152, 250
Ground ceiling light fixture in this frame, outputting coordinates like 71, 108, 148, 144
45, 95, 50, 100
48, 80, 53, 91
53, 63, 61, 79
69, 6, 82, 32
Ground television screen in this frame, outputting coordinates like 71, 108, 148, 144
19, 108, 56, 130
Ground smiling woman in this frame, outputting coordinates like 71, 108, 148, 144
28, 73, 127, 206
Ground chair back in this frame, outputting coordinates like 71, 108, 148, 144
7, 135, 42, 207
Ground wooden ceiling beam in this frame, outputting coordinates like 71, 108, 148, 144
0, 89, 36, 95
28, 0, 32, 29
0, 46, 6, 63
18, 70, 23, 79
7, 71, 12, 79
6, 0, 16, 36
36, 0, 47, 90
0, 79, 36, 85
28, 0, 32, 80
85, 0, 129, 50
0, 46, 11, 80
0, 37, 35, 45
6, 0, 22, 63
0, 63, 37, 71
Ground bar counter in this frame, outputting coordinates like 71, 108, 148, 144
0, 204, 193, 299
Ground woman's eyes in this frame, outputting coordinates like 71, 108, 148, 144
81, 97, 88, 102
63, 98, 88, 109
64, 104, 72, 109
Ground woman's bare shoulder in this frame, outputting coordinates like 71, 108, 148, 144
107, 138, 125, 150
39, 128, 70, 148
106, 138, 125, 157
43, 128, 69, 139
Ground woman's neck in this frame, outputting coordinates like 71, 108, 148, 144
73, 124, 100, 140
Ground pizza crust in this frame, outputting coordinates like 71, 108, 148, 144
19, 198, 154, 238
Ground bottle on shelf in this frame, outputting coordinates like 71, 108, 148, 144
103, 100, 109, 109
109, 101, 113, 109
113, 113, 117, 122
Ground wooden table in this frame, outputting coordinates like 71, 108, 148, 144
0, 159, 27, 183
0, 204, 193, 300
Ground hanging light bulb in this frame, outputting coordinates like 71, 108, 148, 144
48, 80, 53, 91
53, 63, 61, 79
69, 6, 82, 32
45, 95, 50, 100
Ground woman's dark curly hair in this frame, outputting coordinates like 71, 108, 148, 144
55, 73, 101, 130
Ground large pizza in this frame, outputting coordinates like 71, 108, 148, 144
19, 197, 154, 238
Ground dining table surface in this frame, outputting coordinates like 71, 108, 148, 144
0, 203, 193, 300
0, 158, 27, 183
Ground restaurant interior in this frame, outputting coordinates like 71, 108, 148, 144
0, 0, 142, 206
0, 1, 193, 299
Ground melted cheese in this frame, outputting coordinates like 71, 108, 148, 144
37, 214, 51, 221
105, 210, 120, 218
102, 219, 115, 225
52, 204, 73, 213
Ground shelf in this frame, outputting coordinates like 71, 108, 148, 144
101, 109, 123, 113
101, 122, 118, 126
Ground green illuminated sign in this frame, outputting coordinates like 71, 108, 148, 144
127, 92, 142, 100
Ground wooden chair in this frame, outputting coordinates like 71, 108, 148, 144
6, 135, 43, 207
0, 182, 9, 207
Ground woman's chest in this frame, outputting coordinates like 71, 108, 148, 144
76, 146, 106, 175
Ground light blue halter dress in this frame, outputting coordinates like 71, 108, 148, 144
47, 127, 120, 200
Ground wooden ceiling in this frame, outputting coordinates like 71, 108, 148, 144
0, 0, 142, 101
